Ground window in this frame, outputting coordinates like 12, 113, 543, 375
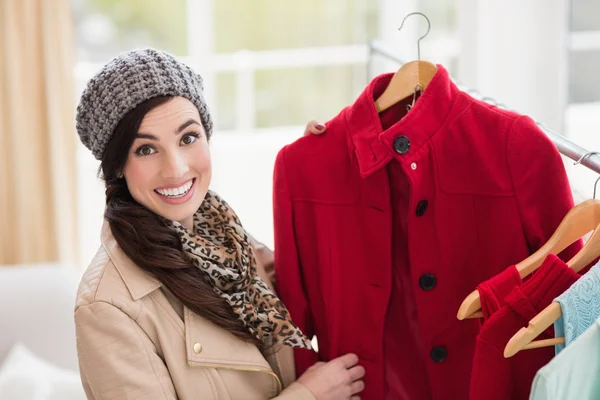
73, 0, 188, 61
569, 0, 600, 103
209, 0, 379, 131
571, 0, 600, 31
213, 1, 379, 52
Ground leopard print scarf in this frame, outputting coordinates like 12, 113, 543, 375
167, 190, 312, 349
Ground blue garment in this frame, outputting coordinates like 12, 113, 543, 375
554, 261, 600, 353
530, 316, 600, 399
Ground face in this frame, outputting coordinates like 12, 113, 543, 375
122, 96, 211, 231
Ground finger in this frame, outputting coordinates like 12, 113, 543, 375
348, 365, 366, 381
313, 123, 326, 133
350, 396, 361, 400
303, 120, 319, 136
350, 379, 365, 395
334, 353, 359, 369
304, 121, 326, 136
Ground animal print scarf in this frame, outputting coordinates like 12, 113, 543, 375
167, 190, 312, 349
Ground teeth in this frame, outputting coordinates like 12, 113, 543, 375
156, 180, 193, 198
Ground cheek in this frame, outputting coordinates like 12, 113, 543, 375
123, 160, 155, 195
192, 144, 212, 173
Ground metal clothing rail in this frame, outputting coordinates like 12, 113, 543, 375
367, 40, 600, 175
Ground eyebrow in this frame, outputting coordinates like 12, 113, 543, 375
177, 119, 202, 133
136, 119, 202, 140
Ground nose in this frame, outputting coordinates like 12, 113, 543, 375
160, 150, 189, 180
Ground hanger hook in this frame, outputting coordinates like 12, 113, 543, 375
398, 12, 431, 62
574, 151, 600, 166
573, 151, 600, 199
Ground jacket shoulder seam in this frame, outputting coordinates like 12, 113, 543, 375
75, 252, 113, 309
78, 269, 143, 321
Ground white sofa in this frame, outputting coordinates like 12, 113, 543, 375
0, 264, 86, 399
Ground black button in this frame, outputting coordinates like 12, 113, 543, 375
419, 273, 437, 291
430, 346, 447, 363
416, 200, 428, 217
393, 136, 411, 154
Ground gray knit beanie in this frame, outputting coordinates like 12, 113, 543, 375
76, 48, 213, 160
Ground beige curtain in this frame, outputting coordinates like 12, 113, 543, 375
0, 0, 78, 265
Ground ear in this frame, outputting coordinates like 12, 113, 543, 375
116, 170, 124, 179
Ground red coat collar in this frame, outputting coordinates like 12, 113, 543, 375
346, 65, 460, 178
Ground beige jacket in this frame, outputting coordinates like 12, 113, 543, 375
75, 222, 315, 400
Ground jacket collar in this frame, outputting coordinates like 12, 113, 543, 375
101, 220, 162, 300
346, 64, 460, 178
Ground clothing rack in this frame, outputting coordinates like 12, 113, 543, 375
367, 40, 600, 176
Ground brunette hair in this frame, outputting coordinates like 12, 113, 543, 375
101, 96, 257, 344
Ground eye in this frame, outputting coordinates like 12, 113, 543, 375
135, 145, 156, 156
181, 133, 200, 146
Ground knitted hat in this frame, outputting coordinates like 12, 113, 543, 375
76, 48, 213, 160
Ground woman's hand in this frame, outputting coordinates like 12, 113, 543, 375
296, 353, 365, 400
304, 120, 327, 136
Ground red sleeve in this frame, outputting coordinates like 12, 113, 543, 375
506, 116, 582, 261
477, 265, 522, 319
470, 337, 512, 400
273, 146, 319, 376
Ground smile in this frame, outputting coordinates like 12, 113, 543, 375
154, 178, 195, 198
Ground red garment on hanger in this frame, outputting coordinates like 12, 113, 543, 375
273, 66, 581, 400
469, 254, 580, 400
477, 265, 522, 319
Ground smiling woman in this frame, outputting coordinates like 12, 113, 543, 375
72, 48, 364, 400
118, 96, 211, 230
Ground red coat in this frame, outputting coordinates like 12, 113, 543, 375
273, 66, 580, 399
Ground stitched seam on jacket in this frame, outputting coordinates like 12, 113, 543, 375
280, 145, 294, 200
149, 291, 185, 340
81, 256, 112, 306
431, 105, 516, 197
212, 369, 232, 399
102, 234, 162, 301
201, 368, 218, 399
129, 311, 173, 399
432, 101, 510, 197
190, 357, 272, 369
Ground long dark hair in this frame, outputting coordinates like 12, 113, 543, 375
101, 96, 257, 344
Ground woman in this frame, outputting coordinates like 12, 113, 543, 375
74, 48, 365, 400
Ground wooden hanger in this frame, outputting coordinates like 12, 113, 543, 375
457, 198, 600, 320
374, 12, 438, 113
504, 175, 600, 358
